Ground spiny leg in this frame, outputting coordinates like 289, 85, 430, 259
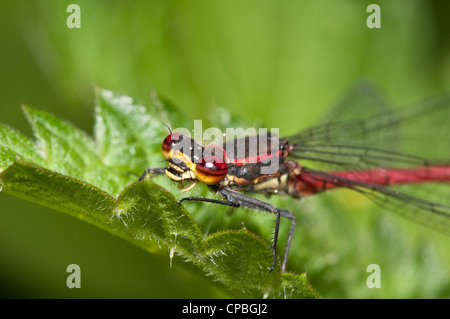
218, 189, 297, 272
178, 196, 240, 208
138, 168, 166, 181
179, 195, 282, 270
184, 189, 297, 272
263, 208, 296, 272
278, 209, 296, 273
271, 210, 281, 271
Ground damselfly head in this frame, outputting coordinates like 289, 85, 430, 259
161, 133, 228, 186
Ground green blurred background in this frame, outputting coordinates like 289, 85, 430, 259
1, 0, 450, 298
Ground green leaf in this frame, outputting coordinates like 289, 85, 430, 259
0, 88, 318, 299
0, 146, 18, 171
22, 105, 99, 178
1, 159, 116, 225
0, 124, 46, 169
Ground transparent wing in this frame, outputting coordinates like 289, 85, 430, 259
283, 81, 450, 233
285, 81, 450, 170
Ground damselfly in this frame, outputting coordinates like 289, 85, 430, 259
139, 82, 450, 272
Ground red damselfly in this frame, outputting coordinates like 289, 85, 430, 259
139, 82, 450, 272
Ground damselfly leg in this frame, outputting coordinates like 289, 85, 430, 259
138, 168, 166, 181
179, 189, 296, 272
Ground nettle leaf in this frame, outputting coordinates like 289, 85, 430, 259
0, 88, 318, 299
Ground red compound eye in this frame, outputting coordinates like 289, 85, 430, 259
162, 133, 181, 158
195, 156, 227, 185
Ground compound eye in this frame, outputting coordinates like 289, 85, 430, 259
195, 156, 227, 185
162, 133, 181, 159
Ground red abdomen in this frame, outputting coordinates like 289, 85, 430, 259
293, 165, 450, 196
